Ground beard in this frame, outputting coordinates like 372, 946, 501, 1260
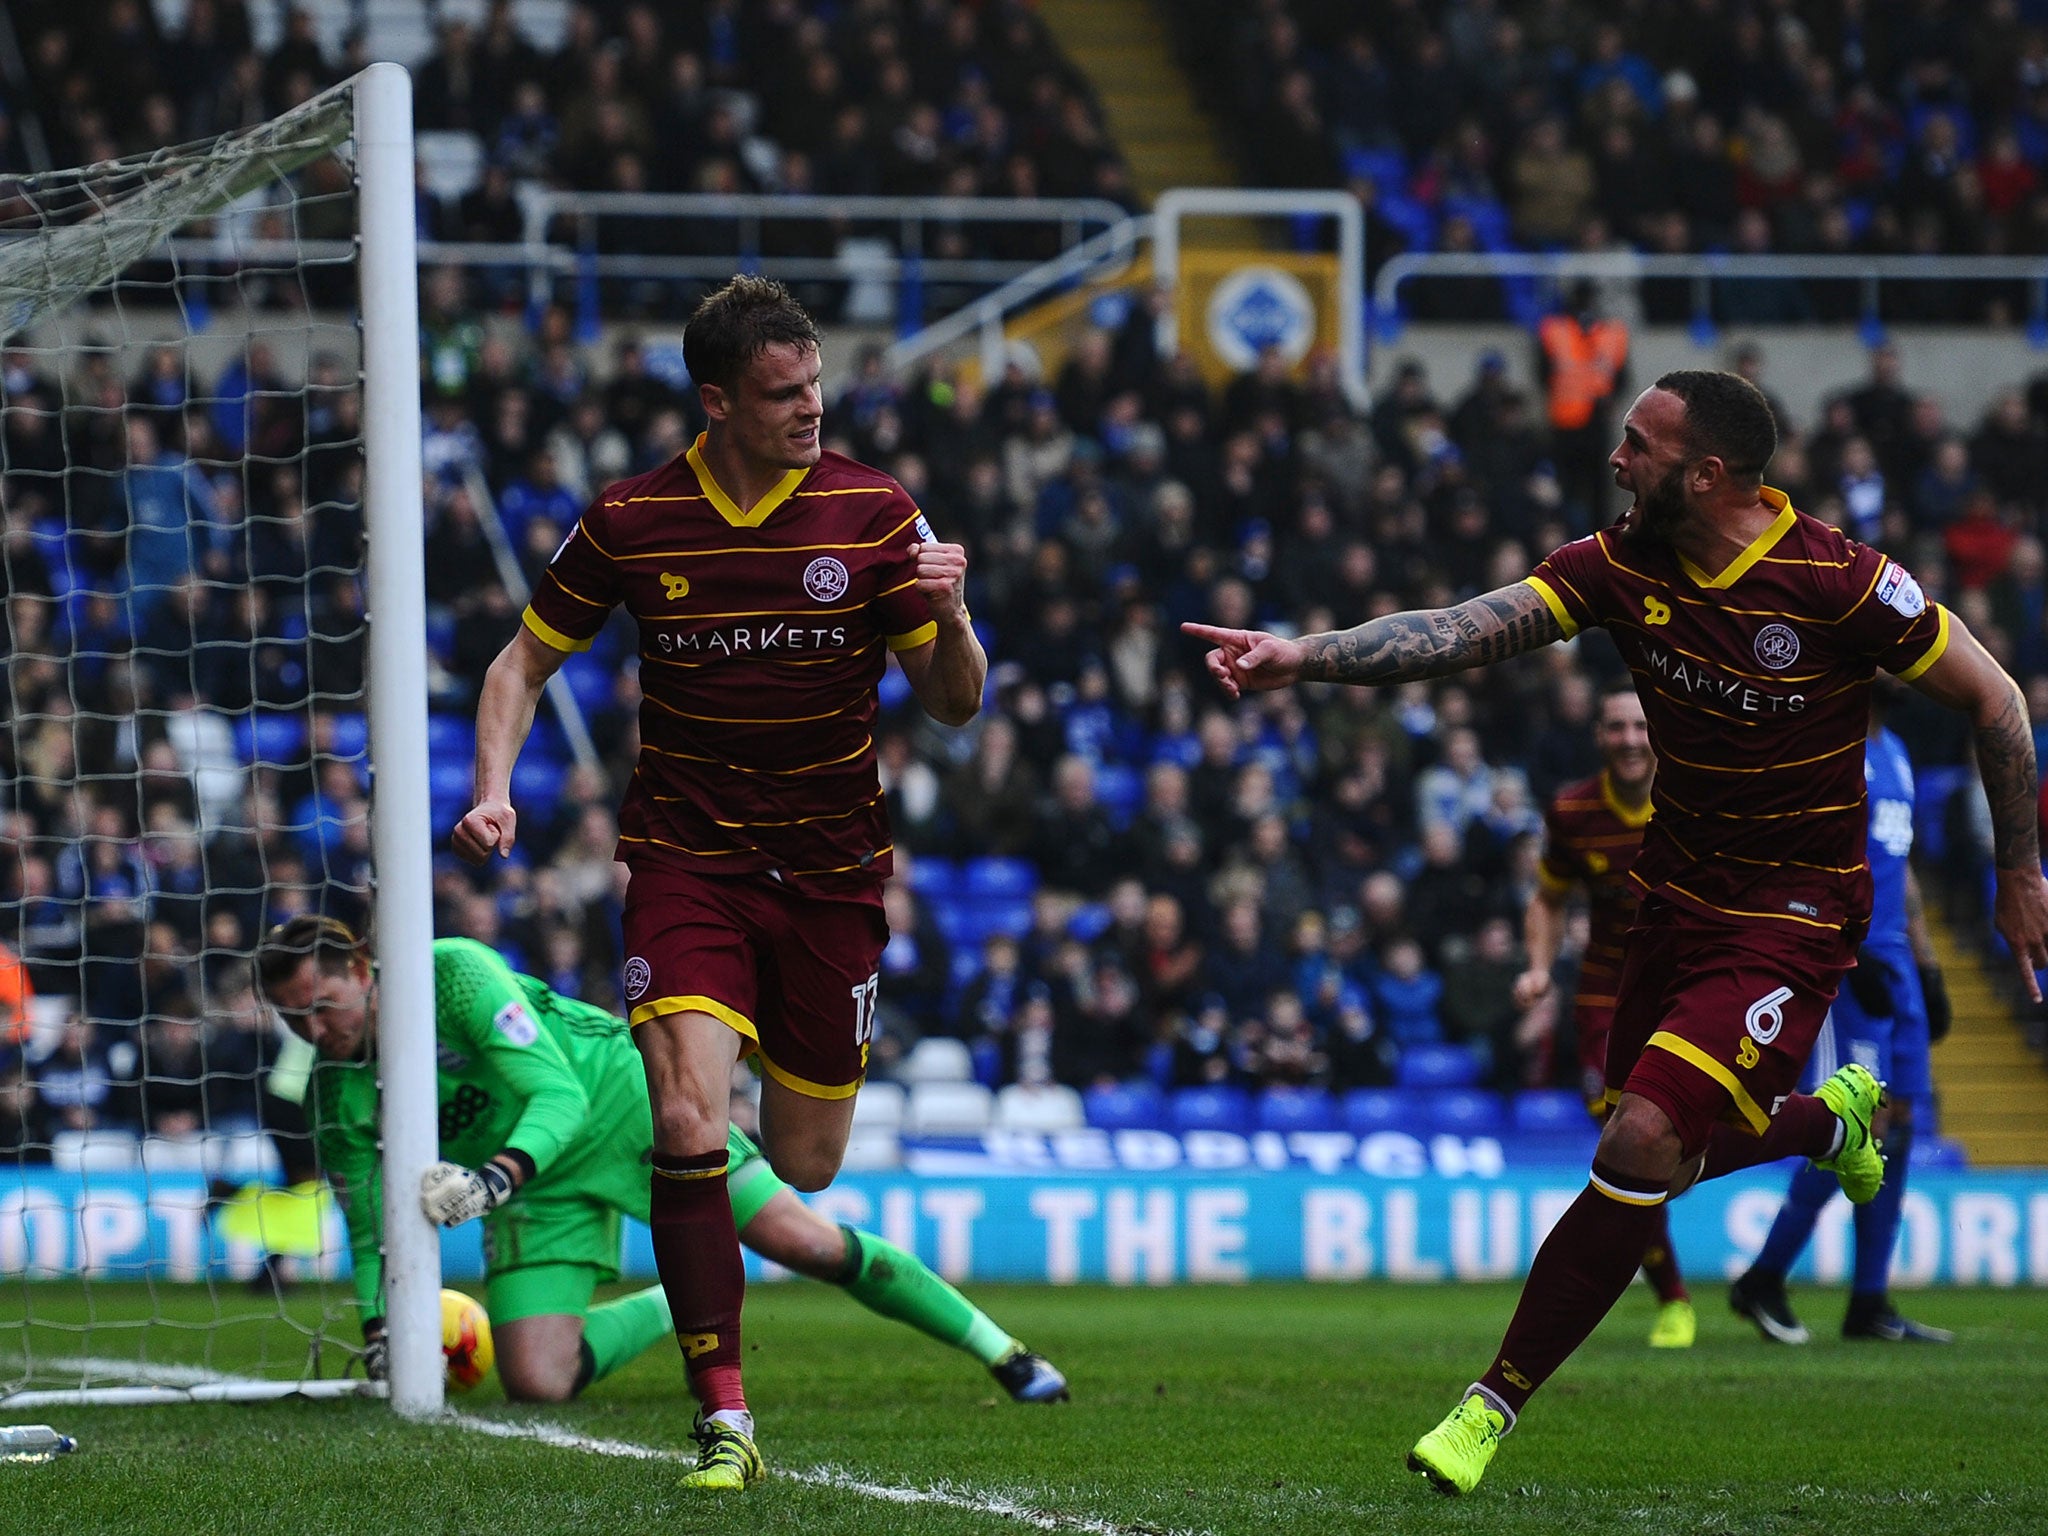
1634, 462, 1688, 543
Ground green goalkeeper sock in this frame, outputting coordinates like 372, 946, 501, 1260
575, 1285, 672, 1392
834, 1226, 1016, 1367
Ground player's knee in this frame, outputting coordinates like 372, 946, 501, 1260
647, 1094, 726, 1158
498, 1351, 581, 1404
765, 1143, 843, 1193
1597, 1095, 1683, 1174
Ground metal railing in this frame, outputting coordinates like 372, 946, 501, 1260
884, 214, 1149, 379
1372, 251, 2048, 351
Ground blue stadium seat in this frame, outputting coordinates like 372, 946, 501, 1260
560, 651, 614, 714
1094, 762, 1143, 830
879, 663, 912, 711
1340, 1088, 1424, 1138
234, 713, 309, 766
1066, 903, 1112, 943
426, 714, 475, 758
1169, 1085, 1252, 1135
425, 609, 457, 662
963, 857, 1037, 900
1512, 1089, 1591, 1137
510, 755, 566, 805
324, 713, 369, 758
1419, 1089, 1506, 1137
933, 900, 1033, 948
1395, 1043, 1485, 1089
429, 759, 472, 802
1342, 147, 1409, 191
905, 857, 959, 898
1084, 1081, 1165, 1131
1257, 1086, 1337, 1134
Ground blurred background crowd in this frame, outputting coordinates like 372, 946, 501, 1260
3, 0, 2047, 1157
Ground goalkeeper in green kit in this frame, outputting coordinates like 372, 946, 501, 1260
256, 916, 1067, 1404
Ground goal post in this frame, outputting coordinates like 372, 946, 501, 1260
354, 61, 441, 1423
0, 65, 438, 1413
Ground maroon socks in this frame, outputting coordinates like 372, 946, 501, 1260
1640, 1204, 1689, 1305
1475, 1159, 1671, 1421
1698, 1092, 1840, 1182
649, 1149, 747, 1414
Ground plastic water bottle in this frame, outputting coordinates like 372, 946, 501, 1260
0, 1425, 78, 1463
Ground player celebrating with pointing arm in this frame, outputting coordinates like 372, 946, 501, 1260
1185, 370, 2048, 1495
452, 277, 987, 1490
1515, 685, 1695, 1350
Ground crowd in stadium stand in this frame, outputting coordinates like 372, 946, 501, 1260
6, 0, 2048, 1154
0, 1, 1134, 232
1179, 0, 2048, 324
6, 267, 2047, 1148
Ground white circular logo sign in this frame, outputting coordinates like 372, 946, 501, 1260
1205, 265, 1317, 372
804, 556, 850, 603
1753, 623, 1801, 670
623, 956, 651, 1000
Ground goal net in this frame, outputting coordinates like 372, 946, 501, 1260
0, 67, 439, 1412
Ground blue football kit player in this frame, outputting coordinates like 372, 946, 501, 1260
1729, 699, 1954, 1342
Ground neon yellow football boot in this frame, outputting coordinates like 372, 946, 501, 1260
1407, 1393, 1506, 1495
1648, 1298, 1697, 1349
679, 1414, 764, 1492
1813, 1063, 1887, 1205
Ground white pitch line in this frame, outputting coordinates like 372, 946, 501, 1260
445, 1412, 1204, 1536
9, 1355, 1198, 1535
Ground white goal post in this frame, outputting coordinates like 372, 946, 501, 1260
0, 64, 438, 1415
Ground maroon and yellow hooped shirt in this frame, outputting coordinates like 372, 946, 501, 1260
1526, 488, 1947, 935
523, 434, 939, 896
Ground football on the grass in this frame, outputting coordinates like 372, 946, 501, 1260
440, 1289, 494, 1392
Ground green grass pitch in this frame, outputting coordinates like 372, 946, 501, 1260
10, 1279, 2047, 1535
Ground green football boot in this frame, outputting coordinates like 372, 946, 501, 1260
1407, 1393, 1506, 1495
1813, 1063, 1887, 1205
679, 1415, 764, 1492
1647, 1298, 1697, 1349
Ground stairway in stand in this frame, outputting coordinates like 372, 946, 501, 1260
1036, 0, 1240, 207
1926, 910, 2048, 1165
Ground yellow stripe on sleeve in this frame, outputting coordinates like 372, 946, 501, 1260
1894, 604, 1951, 684
521, 605, 595, 654
1524, 576, 1580, 639
886, 621, 939, 652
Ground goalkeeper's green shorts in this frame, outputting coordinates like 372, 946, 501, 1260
482, 1123, 787, 1316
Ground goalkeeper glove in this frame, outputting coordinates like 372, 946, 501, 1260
360, 1319, 388, 1382
419, 1159, 515, 1226
1921, 963, 1952, 1043
1845, 947, 1895, 1016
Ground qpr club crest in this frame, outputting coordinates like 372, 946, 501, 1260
1753, 622, 1801, 670
804, 555, 850, 603
623, 956, 651, 1000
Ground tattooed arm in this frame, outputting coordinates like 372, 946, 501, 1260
1905, 610, 2048, 998
1181, 582, 1565, 699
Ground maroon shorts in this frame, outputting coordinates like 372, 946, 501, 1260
621, 862, 887, 1100
1605, 898, 1857, 1155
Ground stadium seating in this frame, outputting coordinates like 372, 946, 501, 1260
1511, 1090, 1595, 1140
903, 1081, 995, 1137
993, 1083, 1087, 1133
901, 1037, 974, 1086
1168, 1086, 1253, 1135
1394, 1044, 1486, 1091
1255, 1086, 1339, 1135
1340, 1089, 1425, 1139
1082, 1082, 1166, 1132
1417, 1090, 1506, 1138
